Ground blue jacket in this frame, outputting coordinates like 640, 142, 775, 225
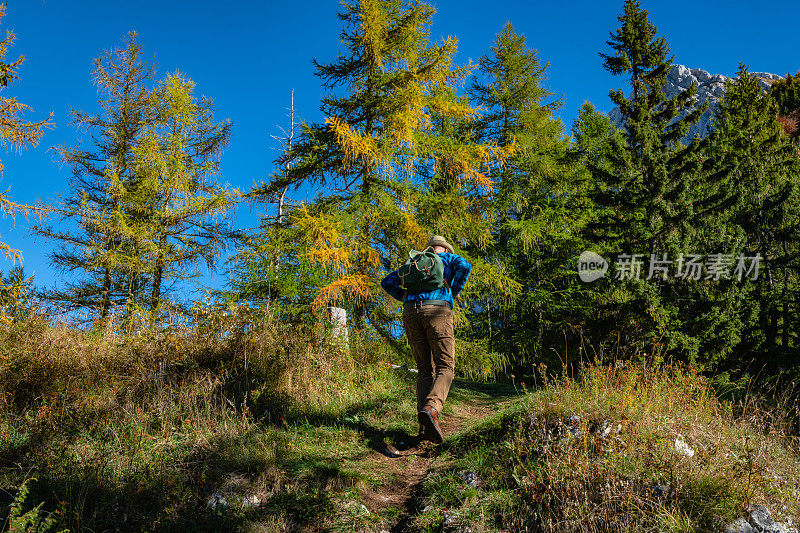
381, 252, 471, 306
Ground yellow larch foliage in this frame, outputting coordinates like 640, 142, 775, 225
359, 0, 390, 69
357, 244, 382, 272
293, 205, 352, 272
451, 141, 518, 192
327, 116, 392, 172
387, 82, 428, 151
313, 273, 373, 308
464, 167, 494, 192
398, 204, 428, 244
0, 6, 53, 261
429, 97, 480, 122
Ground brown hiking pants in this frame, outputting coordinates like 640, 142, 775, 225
401, 305, 455, 413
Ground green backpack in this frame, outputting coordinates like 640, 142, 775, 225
398, 248, 448, 295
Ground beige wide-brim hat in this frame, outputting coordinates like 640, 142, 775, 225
425, 235, 454, 253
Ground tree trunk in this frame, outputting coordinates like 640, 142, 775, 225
100, 268, 112, 319
767, 308, 777, 349
782, 279, 790, 347
123, 273, 138, 331
150, 257, 164, 328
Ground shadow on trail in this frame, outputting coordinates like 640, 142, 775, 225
238, 374, 526, 530
447, 376, 523, 401
279, 401, 419, 458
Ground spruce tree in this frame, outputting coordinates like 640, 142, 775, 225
770, 70, 800, 115
596, 0, 705, 255
698, 64, 800, 364
584, 0, 707, 360
770, 71, 800, 139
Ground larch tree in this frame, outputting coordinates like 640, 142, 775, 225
257, 0, 514, 329
130, 72, 235, 325
228, 93, 334, 316
0, 4, 52, 262
34, 33, 156, 320
467, 23, 591, 367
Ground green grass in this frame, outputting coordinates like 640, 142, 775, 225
3, 307, 799, 532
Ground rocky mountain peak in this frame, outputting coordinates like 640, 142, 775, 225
609, 64, 784, 141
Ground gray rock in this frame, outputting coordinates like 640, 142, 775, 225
753, 72, 784, 82
560, 415, 583, 439
691, 67, 712, 84
725, 517, 754, 533
241, 494, 261, 509
206, 492, 228, 510
650, 484, 676, 501
751, 504, 776, 530
566, 425, 582, 439
609, 64, 784, 144
764, 526, 790, 533
456, 471, 480, 488
675, 436, 695, 458
356, 503, 369, 516
598, 419, 613, 439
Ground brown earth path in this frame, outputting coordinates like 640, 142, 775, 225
359, 395, 515, 532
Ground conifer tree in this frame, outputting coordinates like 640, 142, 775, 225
583, 0, 707, 360
228, 94, 333, 316
770, 70, 800, 115
595, 0, 705, 255
0, 4, 52, 262
256, 0, 513, 328
467, 23, 590, 366
130, 73, 235, 324
34, 33, 156, 319
698, 64, 800, 362
770, 71, 800, 139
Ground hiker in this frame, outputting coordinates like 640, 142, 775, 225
380, 235, 471, 443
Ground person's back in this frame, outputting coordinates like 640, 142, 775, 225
380, 236, 471, 443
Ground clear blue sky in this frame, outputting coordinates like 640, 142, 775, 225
1, 0, 798, 296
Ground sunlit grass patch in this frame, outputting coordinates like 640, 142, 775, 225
417, 362, 800, 533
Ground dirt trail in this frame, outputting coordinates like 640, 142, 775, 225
360, 399, 504, 532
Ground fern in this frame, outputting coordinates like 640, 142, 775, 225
7, 478, 67, 533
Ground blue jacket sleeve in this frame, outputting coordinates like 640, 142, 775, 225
380, 270, 406, 302
448, 255, 471, 299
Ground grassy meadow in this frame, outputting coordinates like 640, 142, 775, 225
0, 307, 798, 532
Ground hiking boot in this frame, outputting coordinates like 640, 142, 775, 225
418, 405, 443, 443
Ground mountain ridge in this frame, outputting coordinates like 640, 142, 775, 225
609, 64, 785, 140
